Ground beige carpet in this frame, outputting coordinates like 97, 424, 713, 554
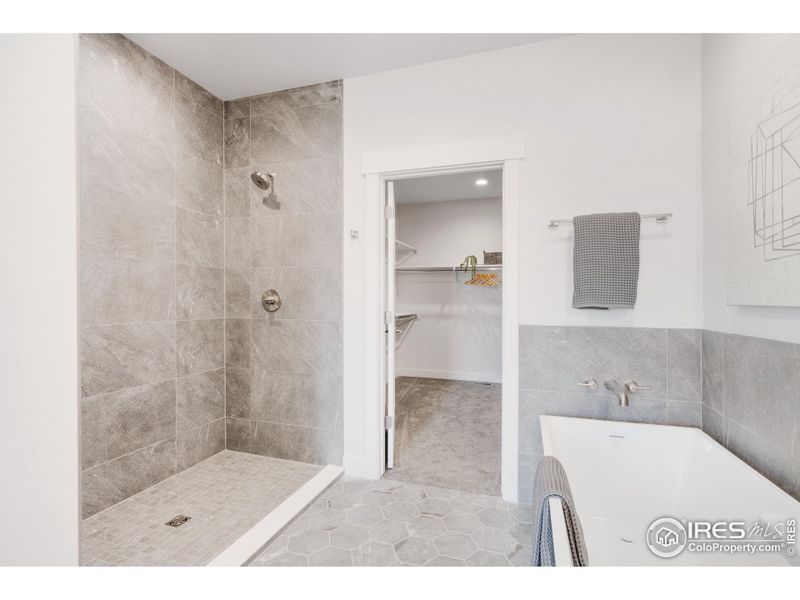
383, 377, 501, 496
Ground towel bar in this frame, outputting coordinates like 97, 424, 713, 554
547, 212, 672, 229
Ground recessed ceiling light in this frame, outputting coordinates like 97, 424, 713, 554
474, 178, 489, 186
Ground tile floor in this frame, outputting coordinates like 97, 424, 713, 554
250, 477, 532, 566
81, 450, 322, 566
383, 377, 501, 496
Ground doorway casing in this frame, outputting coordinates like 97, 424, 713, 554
349, 135, 524, 502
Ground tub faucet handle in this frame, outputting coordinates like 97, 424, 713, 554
625, 380, 651, 394
577, 378, 598, 390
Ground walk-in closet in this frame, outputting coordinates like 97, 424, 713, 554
383, 170, 503, 496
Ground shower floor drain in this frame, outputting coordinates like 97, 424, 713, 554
165, 515, 191, 527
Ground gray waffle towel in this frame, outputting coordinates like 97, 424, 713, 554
532, 456, 588, 567
572, 211, 641, 309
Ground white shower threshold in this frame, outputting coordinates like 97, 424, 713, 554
210, 465, 344, 566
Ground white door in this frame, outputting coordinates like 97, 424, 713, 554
385, 180, 397, 469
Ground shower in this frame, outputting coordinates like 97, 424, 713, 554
252, 170, 279, 209
251, 171, 275, 192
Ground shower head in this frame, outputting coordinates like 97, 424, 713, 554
251, 171, 274, 192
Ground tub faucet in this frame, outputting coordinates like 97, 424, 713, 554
604, 377, 651, 407
604, 377, 629, 407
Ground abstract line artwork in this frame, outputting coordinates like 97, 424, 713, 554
748, 75, 800, 262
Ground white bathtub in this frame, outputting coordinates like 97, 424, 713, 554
540, 416, 800, 566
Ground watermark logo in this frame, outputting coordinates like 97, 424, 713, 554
646, 517, 688, 558
646, 516, 797, 559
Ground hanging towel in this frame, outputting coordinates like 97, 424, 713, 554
572, 211, 641, 309
532, 456, 589, 567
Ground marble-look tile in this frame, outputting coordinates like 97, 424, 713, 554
253, 475, 531, 567
225, 368, 251, 418
666, 400, 702, 428
224, 117, 250, 169
226, 318, 251, 369
175, 72, 222, 116
81, 438, 177, 518
177, 368, 225, 433
519, 326, 667, 400
177, 418, 225, 471
726, 332, 800, 359
79, 39, 174, 206
176, 92, 223, 166
226, 417, 253, 453
81, 322, 176, 397
81, 254, 175, 325
518, 389, 667, 456
250, 156, 342, 216
667, 329, 701, 402
701, 403, 724, 445
176, 150, 223, 216
251, 370, 342, 429
176, 319, 224, 376
249, 81, 341, 115
725, 421, 798, 498
176, 265, 223, 320
251, 319, 341, 376
702, 330, 725, 412
250, 267, 342, 321
251, 212, 341, 268
250, 102, 342, 164
80, 183, 175, 262
176, 207, 223, 268
80, 34, 173, 86
225, 269, 251, 318
225, 217, 251, 269
81, 380, 176, 469
225, 167, 251, 217
224, 97, 250, 119
723, 334, 799, 453
251, 421, 343, 465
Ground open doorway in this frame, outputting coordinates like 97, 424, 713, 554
383, 169, 503, 496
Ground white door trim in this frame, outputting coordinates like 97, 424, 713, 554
355, 135, 524, 502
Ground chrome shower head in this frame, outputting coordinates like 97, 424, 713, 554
251, 171, 274, 192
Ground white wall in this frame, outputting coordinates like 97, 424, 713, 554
702, 34, 800, 344
343, 34, 703, 476
396, 198, 502, 382
397, 197, 502, 267
0, 34, 80, 565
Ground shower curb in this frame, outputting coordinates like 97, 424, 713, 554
208, 464, 345, 566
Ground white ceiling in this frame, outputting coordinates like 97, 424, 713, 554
126, 33, 565, 100
394, 169, 502, 205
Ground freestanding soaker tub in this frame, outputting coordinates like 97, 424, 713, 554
540, 416, 800, 566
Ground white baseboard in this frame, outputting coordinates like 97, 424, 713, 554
395, 367, 501, 384
208, 464, 344, 566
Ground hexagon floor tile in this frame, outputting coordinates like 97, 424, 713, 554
250, 476, 533, 567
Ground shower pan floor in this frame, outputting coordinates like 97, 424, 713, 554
81, 450, 322, 566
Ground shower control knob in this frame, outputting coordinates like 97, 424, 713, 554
261, 289, 282, 312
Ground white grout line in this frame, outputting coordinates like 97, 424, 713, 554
208, 464, 344, 567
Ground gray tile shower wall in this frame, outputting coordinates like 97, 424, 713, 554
701, 331, 800, 499
222, 81, 344, 465
517, 326, 702, 501
78, 34, 225, 517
